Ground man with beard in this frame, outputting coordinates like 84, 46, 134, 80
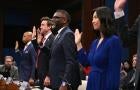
48, 10, 81, 90
0, 56, 19, 80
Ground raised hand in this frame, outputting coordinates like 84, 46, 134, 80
37, 29, 43, 44
114, 0, 126, 11
32, 26, 37, 39
74, 29, 82, 45
15, 41, 19, 50
74, 29, 83, 51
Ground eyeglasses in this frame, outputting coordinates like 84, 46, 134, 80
52, 16, 64, 19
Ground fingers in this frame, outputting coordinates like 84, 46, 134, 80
44, 76, 50, 86
75, 28, 79, 32
15, 41, 19, 50
16, 41, 18, 45
32, 26, 37, 39
114, 0, 126, 11
32, 26, 36, 33
37, 28, 41, 36
75, 28, 82, 35
29, 78, 34, 86
74, 28, 80, 35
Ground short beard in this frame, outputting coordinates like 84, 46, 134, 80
52, 25, 62, 35
5, 65, 11, 70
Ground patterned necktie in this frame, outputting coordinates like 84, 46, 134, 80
36, 37, 46, 68
42, 37, 46, 46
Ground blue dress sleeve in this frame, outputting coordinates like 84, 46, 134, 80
106, 36, 122, 89
77, 48, 89, 66
77, 39, 97, 66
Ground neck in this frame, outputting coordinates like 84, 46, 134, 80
44, 30, 51, 37
100, 32, 104, 39
25, 41, 30, 44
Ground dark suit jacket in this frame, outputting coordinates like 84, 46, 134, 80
115, 14, 140, 90
131, 15, 140, 90
16, 42, 36, 81
31, 39, 38, 52
37, 34, 54, 83
49, 27, 81, 88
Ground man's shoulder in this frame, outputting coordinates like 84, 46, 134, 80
0, 65, 4, 70
63, 27, 73, 35
0, 65, 4, 68
28, 42, 36, 50
11, 65, 18, 70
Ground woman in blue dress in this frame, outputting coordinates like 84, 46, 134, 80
75, 6, 122, 90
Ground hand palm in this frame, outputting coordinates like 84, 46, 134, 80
74, 29, 82, 44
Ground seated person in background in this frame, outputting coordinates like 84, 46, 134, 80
0, 56, 19, 80
120, 60, 135, 90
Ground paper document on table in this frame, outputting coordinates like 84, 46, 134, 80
44, 87, 52, 90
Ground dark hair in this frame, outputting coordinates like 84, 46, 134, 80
94, 6, 115, 37
56, 9, 71, 24
40, 16, 55, 26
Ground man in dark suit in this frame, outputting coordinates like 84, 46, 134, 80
49, 10, 81, 90
15, 31, 36, 85
36, 16, 54, 89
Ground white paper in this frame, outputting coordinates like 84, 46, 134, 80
44, 87, 52, 90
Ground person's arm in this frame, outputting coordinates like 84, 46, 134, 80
62, 32, 76, 83
29, 45, 36, 84
77, 48, 89, 66
15, 41, 20, 53
14, 41, 23, 63
127, 15, 140, 45
75, 29, 90, 66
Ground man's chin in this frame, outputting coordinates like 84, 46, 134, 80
5, 65, 11, 69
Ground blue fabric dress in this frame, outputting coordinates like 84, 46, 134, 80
77, 35, 122, 90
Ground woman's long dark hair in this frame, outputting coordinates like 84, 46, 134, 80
94, 6, 116, 38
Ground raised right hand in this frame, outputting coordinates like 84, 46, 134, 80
15, 41, 19, 50
74, 29, 82, 45
32, 26, 37, 39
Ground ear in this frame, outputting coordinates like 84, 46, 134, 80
63, 18, 67, 24
48, 26, 52, 29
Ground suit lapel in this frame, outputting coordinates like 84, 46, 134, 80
51, 27, 70, 51
44, 34, 53, 46
23, 43, 31, 53
51, 27, 67, 49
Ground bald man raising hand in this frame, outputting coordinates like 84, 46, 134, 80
15, 31, 37, 85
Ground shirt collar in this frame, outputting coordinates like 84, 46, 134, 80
44, 31, 52, 40
57, 27, 66, 34
25, 41, 31, 46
